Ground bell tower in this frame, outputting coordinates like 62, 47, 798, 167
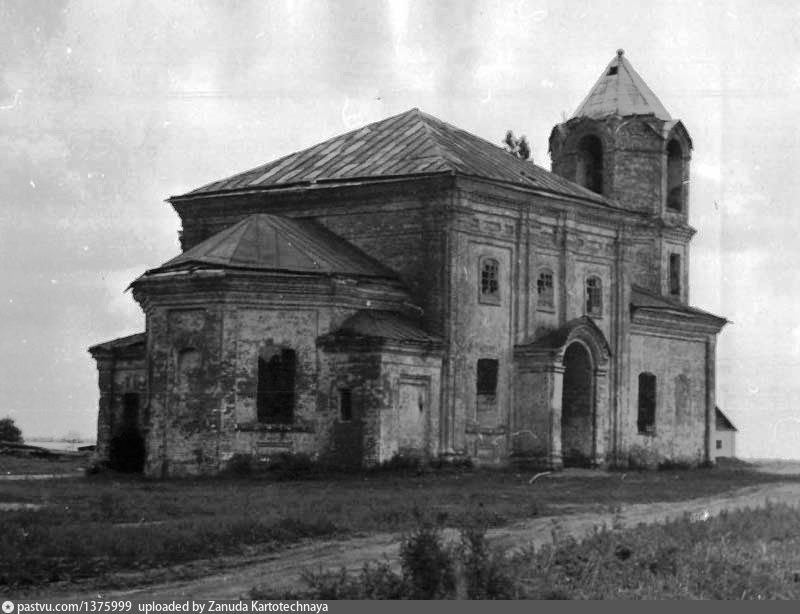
549, 49, 695, 301
549, 49, 692, 220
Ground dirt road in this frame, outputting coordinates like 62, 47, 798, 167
46, 477, 800, 601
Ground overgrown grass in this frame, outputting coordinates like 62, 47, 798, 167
258, 503, 800, 600
2, 457, 798, 593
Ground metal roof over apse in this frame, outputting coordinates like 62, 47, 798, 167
331, 310, 441, 344
573, 49, 672, 121
172, 108, 611, 206
150, 214, 398, 279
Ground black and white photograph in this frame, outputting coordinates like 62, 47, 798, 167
3, 0, 800, 602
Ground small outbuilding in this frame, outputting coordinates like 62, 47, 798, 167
713, 407, 737, 459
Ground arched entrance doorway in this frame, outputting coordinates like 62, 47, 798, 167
561, 342, 594, 467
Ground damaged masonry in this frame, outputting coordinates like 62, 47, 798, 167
89, 50, 726, 477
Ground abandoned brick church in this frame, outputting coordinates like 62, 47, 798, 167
90, 50, 726, 476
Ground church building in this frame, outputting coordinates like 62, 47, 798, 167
89, 50, 727, 476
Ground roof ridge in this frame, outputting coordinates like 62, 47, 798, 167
174, 108, 423, 199
415, 109, 457, 175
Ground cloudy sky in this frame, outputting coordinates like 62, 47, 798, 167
1, 0, 798, 457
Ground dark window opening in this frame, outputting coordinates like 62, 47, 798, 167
576, 134, 604, 194
637, 372, 657, 434
257, 349, 296, 424
477, 359, 499, 396
537, 270, 554, 308
667, 140, 684, 211
586, 276, 602, 316
669, 253, 681, 297
607, 66, 618, 75
339, 388, 353, 422
122, 393, 140, 429
480, 258, 500, 302
716, 440, 722, 450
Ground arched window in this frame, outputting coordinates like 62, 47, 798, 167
637, 372, 657, 434
257, 349, 296, 424
667, 140, 684, 211
537, 269, 554, 309
576, 135, 604, 194
585, 276, 602, 316
479, 257, 500, 304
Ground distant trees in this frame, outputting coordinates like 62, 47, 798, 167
503, 130, 531, 161
0, 417, 23, 443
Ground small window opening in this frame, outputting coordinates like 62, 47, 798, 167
477, 359, 499, 396
607, 66, 618, 76
669, 253, 681, 297
667, 140, 684, 211
480, 258, 500, 302
339, 388, 353, 422
585, 276, 603, 316
716, 440, 722, 450
257, 349, 296, 424
637, 372, 657, 435
537, 270, 554, 308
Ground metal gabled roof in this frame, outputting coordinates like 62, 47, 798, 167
172, 108, 611, 206
574, 50, 671, 121
145, 214, 398, 279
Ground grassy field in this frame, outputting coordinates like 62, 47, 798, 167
2, 457, 798, 593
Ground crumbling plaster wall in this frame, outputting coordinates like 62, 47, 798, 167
626, 330, 708, 466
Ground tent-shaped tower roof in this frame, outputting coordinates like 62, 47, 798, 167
573, 49, 671, 120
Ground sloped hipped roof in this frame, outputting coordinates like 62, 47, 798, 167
148, 214, 397, 279
715, 407, 738, 432
573, 50, 672, 121
333, 310, 440, 343
173, 108, 610, 206
318, 310, 442, 350
630, 285, 727, 326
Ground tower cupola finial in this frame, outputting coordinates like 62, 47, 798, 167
617, 48, 625, 58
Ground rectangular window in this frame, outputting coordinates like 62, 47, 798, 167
339, 388, 353, 422
716, 440, 722, 450
669, 253, 681, 297
637, 372, 656, 435
537, 271, 554, 309
586, 276, 602, 316
479, 257, 500, 304
476, 359, 498, 396
477, 358, 499, 413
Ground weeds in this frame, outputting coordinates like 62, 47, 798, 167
5, 457, 800, 594
258, 502, 800, 600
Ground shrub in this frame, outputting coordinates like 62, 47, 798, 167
224, 453, 253, 476
456, 513, 516, 598
399, 512, 455, 599
373, 453, 425, 474
262, 452, 316, 480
